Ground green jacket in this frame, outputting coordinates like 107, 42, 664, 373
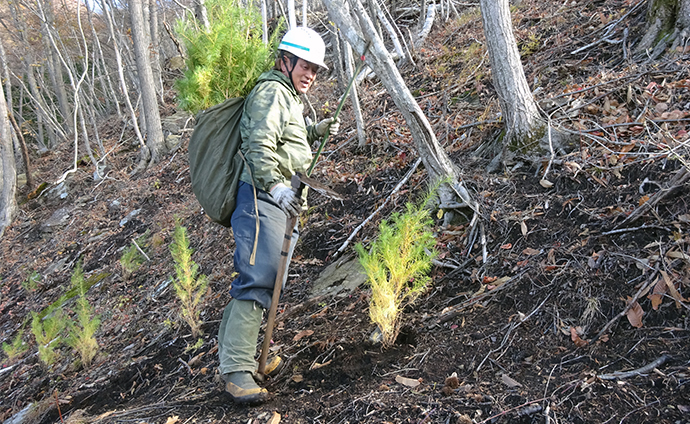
239, 70, 319, 195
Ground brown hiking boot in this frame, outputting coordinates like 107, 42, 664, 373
224, 371, 268, 404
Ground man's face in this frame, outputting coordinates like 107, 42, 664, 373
282, 57, 319, 94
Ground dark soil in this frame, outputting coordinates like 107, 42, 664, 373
1, 1, 689, 423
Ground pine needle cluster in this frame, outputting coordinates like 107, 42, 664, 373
2, 330, 28, 362
175, 0, 282, 113
355, 201, 437, 348
66, 261, 101, 368
31, 310, 66, 366
170, 223, 208, 337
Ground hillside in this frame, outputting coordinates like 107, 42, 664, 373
1, 1, 689, 423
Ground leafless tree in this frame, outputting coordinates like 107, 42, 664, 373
637, 0, 690, 59
479, 0, 571, 167
130, 0, 167, 169
0, 76, 17, 239
323, 0, 477, 225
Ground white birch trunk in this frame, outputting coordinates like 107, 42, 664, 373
130, 0, 167, 167
0, 76, 17, 239
479, 0, 544, 152
323, 0, 476, 217
343, 43, 366, 147
287, 0, 296, 29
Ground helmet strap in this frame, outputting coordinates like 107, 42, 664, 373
281, 51, 300, 92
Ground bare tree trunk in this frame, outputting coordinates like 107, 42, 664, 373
130, 0, 166, 167
287, 0, 296, 29
101, 0, 148, 164
0, 39, 12, 113
148, 0, 165, 102
39, 0, 73, 137
0, 78, 17, 239
479, 0, 572, 166
636, 0, 690, 59
323, 0, 477, 222
343, 42, 366, 147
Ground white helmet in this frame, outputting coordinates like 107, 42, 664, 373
278, 27, 328, 70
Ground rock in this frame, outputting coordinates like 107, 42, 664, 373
161, 110, 192, 134
46, 181, 68, 200
41, 207, 73, 232
119, 209, 141, 227
165, 134, 182, 150
310, 257, 368, 298
168, 55, 186, 70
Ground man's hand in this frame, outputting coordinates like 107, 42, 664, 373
315, 117, 341, 137
270, 183, 303, 218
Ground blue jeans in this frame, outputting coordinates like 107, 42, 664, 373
229, 181, 299, 309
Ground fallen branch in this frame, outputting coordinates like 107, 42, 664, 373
477, 396, 549, 424
597, 355, 672, 380
590, 273, 657, 343
334, 157, 422, 257
618, 167, 690, 227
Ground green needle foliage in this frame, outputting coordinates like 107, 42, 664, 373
120, 231, 150, 280
175, 0, 282, 113
2, 330, 28, 362
66, 261, 101, 368
171, 223, 208, 337
355, 198, 438, 348
31, 310, 66, 366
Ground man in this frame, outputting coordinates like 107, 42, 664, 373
217, 27, 340, 404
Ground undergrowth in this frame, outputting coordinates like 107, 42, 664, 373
170, 223, 208, 337
355, 193, 438, 347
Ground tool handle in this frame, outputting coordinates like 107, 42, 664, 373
258, 214, 298, 376
307, 42, 371, 177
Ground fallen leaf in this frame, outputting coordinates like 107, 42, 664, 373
540, 179, 554, 188
292, 374, 303, 382
500, 373, 522, 388
522, 247, 540, 256
267, 411, 281, 424
570, 326, 589, 347
395, 375, 421, 388
482, 276, 497, 284
521, 221, 528, 236
293, 330, 314, 341
500, 243, 512, 249
648, 277, 666, 310
639, 195, 650, 206
625, 297, 644, 328
661, 270, 687, 308
165, 416, 180, 424
309, 359, 332, 370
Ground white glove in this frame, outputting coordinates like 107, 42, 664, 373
315, 116, 341, 137
270, 183, 303, 218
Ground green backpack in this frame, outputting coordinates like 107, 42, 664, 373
188, 97, 246, 227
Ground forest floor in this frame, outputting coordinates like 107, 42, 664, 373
1, 1, 689, 423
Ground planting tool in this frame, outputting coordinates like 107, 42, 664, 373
257, 173, 342, 377
307, 41, 371, 177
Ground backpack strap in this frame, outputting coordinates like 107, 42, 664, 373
238, 150, 260, 266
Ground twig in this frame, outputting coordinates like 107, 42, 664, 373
132, 240, 151, 261
55, 390, 64, 423
476, 397, 549, 424
591, 273, 657, 343
618, 400, 661, 424
177, 357, 192, 375
602, 224, 671, 235
618, 167, 690, 227
334, 157, 422, 257
598, 355, 672, 380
